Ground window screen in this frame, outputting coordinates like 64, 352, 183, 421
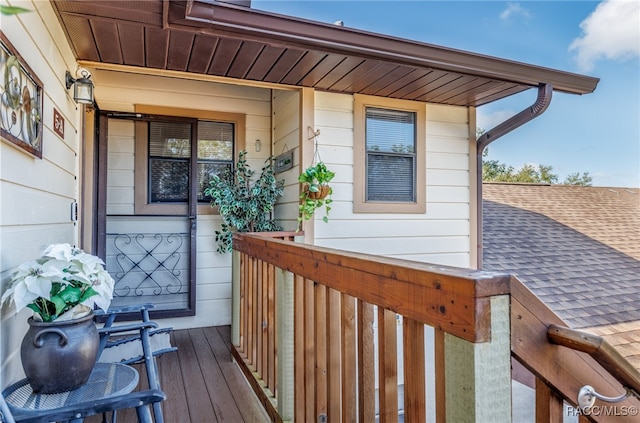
149, 122, 191, 203
148, 120, 234, 203
365, 107, 416, 202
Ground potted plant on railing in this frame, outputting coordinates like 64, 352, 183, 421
205, 150, 285, 253
298, 161, 335, 229
1, 243, 115, 393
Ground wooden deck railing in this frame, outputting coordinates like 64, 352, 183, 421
231, 233, 640, 422
231, 232, 512, 422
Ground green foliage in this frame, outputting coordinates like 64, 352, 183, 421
299, 161, 335, 195
298, 162, 335, 228
482, 148, 591, 186
563, 172, 593, 186
537, 164, 559, 185
506, 163, 559, 184
0, 5, 31, 15
482, 156, 516, 182
204, 150, 284, 253
26, 282, 97, 322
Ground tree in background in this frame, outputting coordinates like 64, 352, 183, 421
563, 172, 593, 186
478, 129, 592, 186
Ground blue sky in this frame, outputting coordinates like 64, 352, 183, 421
252, 0, 640, 187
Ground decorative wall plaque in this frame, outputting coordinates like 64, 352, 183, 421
274, 150, 294, 174
53, 108, 64, 139
0, 32, 43, 158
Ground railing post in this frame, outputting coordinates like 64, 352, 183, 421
276, 267, 294, 420
232, 250, 241, 346
443, 295, 511, 422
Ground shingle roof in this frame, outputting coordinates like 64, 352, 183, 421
482, 183, 640, 369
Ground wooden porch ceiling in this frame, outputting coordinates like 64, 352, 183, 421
51, 0, 598, 107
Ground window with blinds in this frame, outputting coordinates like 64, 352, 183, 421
365, 107, 416, 202
196, 121, 234, 202
148, 120, 234, 203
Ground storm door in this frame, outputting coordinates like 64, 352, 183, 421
97, 113, 234, 318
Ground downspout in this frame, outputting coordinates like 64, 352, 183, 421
476, 83, 553, 268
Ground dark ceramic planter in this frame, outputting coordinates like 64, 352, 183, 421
20, 312, 99, 394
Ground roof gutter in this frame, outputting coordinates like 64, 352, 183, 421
178, 1, 599, 95
476, 83, 553, 268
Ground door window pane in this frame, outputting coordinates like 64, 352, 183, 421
197, 121, 234, 201
198, 121, 233, 160
149, 122, 191, 157
149, 159, 189, 202
197, 162, 232, 202
149, 122, 191, 203
147, 121, 235, 203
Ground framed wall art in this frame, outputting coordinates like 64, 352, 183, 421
0, 31, 43, 158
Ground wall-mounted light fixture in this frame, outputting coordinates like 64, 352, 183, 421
255, 139, 262, 152
65, 68, 94, 105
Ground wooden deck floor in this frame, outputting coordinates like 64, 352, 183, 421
88, 326, 270, 422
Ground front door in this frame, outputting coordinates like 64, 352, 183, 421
96, 112, 233, 317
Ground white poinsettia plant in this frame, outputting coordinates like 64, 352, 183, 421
1, 243, 115, 322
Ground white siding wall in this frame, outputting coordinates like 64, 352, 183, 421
94, 70, 273, 329
313, 92, 472, 268
0, 0, 82, 385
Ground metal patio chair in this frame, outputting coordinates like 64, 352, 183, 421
95, 304, 177, 423
1, 386, 165, 423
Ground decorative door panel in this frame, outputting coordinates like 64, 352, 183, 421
106, 216, 191, 311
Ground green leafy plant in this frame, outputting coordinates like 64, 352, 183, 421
204, 150, 284, 253
298, 161, 335, 229
1, 244, 114, 322
0, 5, 31, 15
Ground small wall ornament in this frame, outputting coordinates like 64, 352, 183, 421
0, 32, 43, 158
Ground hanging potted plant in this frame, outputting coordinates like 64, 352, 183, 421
1, 243, 115, 393
298, 161, 335, 229
204, 150, 285, 253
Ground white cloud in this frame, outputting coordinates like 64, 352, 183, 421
569, 0, 640, 72
500, 2, 530, 21
477, 108, 515, 131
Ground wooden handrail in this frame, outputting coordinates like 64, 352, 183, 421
548, 324, 640, 397
233, 232, 510, 342
511, 278, 640, 422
